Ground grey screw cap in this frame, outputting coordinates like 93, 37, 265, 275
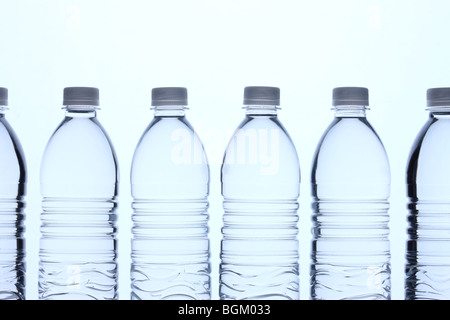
0, 87, 7, 106
244, 86, 280, 106
427, 87, 450, 107
152, 87, 188, 106
63, 87, 99, 106
332, 87, 369, 106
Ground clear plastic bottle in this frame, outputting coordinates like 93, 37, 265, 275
39, 87, 119, 300
220, 86, 300, 300
0, 88, 26, 300
310, 87, 391, 300
406, 87, 450, 300
130, 87, 210, 300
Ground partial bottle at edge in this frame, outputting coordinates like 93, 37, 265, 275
220, 86, 300, 300
0, 88, 26, 300
130, 87, 210, 300
311, 87, 391, 300
39, 87, 119, 300
406, 87, 450, 300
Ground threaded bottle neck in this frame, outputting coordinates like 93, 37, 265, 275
64, 105, 98, 117
0, 105, 8, 115
152, 105, 187, 117
333, 105, 367, 118
244, 104, 279, 116
428, 105, 450, 115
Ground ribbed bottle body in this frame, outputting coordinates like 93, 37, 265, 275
131, 115, 210, 300
220, 114, 300, 300
406, 114, 450, 299
0, 116, 26, 300
311, 116, 391, 300
39, 112, 119, 300
39, 197, 117, 300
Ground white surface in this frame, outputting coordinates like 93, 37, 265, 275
1, 0, 448, 300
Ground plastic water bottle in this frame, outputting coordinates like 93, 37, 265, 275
405, 87, 450, 300
39, 87, 119, 300
130, 87, 210, 300
220, 86, 300, 300
310, 87, 391, 300
0, 88, 26, 300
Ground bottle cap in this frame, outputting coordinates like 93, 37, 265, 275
332, 87, 369, 106
0, 87, 7, 106
243, 86, 280, 106
427, 87, 450, 107
63, 87, 99, 106
151, 87, 188, 106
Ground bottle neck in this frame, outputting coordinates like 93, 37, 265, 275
244, 105, 279, 116
0, 105, 8, 116
64, 105, 98, 117
333, 105, 367, 118
153, 105, 187, 117
428, 106, 450, 117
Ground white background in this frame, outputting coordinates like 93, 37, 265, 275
1, 0, 449, 300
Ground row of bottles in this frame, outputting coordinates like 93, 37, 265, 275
0, 85, 448, 300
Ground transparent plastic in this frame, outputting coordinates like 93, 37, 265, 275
130, 105, 210, 300
311, 105, 391, 300
406, 106, 450, 299
39, 105, 119, 300
0, 107, 26, 300
220, 105, 300, 300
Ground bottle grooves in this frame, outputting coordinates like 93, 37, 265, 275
312, 200, 390, 236
311, 199, 390, 300
0, 197, 25, 300
39, 197, 117, 300
222, 199, 299, 238
131, 198, 210, 300
131, 265, 210, 300
406, 199, 450, 299
132, 198, 208, 236
219, 266, 299, 300
38, 263, 118, 300
408, 200, 450, 239
41, 198, 117, 235
220, 198, 299, 300
223, 198, 299, 211
131, 198, 209, 240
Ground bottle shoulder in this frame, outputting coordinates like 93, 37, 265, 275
224, 115, 299, 157
314, 118, 389, 159
41, 116, 118, 184
407, 116, 450, 186
0, 117, 26, 184
0, 118, 26, 158
43, 117, 116, 155
410, 116, 450, 151
221, 115, 300, 197
235, 115, 294, 136
312, 117, 390, 185
131, 116, 209, 187
135, 116, 200, 148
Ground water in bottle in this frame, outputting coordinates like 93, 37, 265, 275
220, 86, 300, 300
130, 87, 210, 300
0, 88, 26, 300
311, 87, 391, 300
406, 87, 450, 299
39, 87, 119, 300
